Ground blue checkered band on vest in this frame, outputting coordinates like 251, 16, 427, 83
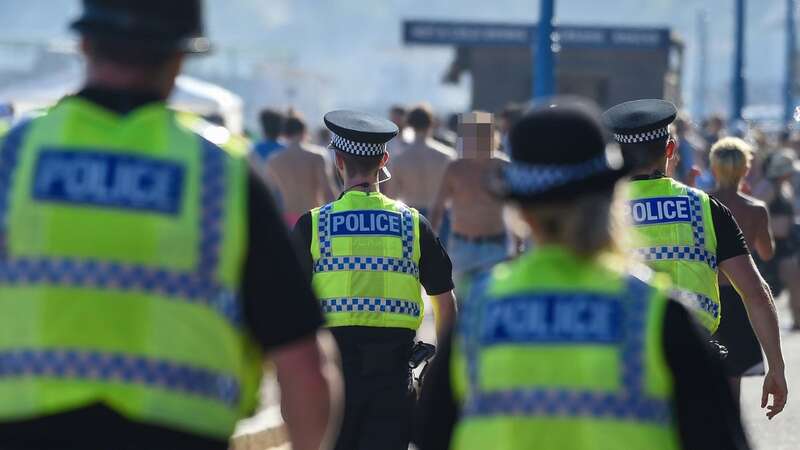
502, 155, 611, 195
320, 297, 421, 317
0, 348, 240, 406
614, 126, 670, 144
670, 289, 720, 319
459, 275, 672, 424
0, 125, 243, 327
330, 132, 387, 156
314, 203, 419, 277
634, 190, 717, 271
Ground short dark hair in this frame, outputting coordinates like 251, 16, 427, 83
259, 109, 285, 140
620, 136, 670, 171
86, 38, 174, 67
407, 105, 433, 131
284, 116, 307, 138
336, 149, 383, 176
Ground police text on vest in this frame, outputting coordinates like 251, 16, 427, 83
328, 210, 403, 237
481, 293, 623, 345
629, 196, 692, 226
33, 150, 185, 215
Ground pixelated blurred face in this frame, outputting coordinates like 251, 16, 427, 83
459, 112, 494, 158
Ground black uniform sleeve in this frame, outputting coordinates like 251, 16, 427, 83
709, 196, 750, 263
419, 214, 455, 296
241, 170, 324, 352
663, 300, 751, 450
414, 330, 458, 450
292, 211, 315, 281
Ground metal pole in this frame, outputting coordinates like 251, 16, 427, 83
534, 0, 556, 99
693, 10, 708, 121
732, 0, 746, 121
785, 0, 797, 125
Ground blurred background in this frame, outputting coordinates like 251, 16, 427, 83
0, 0, 795, 133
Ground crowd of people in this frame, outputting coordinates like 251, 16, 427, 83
248, 97, 796, 447
249, 103, 523, 287
669, 115, 800, 331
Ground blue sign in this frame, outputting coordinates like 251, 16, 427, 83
629, 196, 692, 226
329, 210, 403, 237
404, 21, 533, 46
33, 149, 185, 215
403, 20, 671, 50
480, 293, 624, 346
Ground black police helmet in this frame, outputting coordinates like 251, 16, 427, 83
71, 0, 210, 53
488, 98, 630, 204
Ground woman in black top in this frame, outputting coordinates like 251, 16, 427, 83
754, 149, 800, 330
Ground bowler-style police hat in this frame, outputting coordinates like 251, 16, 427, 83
602, 99, 678, 145
488, 98, 628, 203
324, 110, 399, 157
71, 0, 210, 53
324, 110, 399, 182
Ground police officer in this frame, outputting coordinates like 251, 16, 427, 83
0, 2, 338, 450
415, 100, 751, 450
603, 99, 787, 418
293, 110, 457, 450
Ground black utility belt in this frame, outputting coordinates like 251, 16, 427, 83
338, 340, 413, 376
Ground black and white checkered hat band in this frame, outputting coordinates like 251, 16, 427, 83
614, 126, 669, 144
502, 154, 612, 195
330, 132, 387, 156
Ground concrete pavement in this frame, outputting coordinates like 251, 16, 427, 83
740, 295, 797, 450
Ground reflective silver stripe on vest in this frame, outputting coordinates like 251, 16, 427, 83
0, 348, 239, 406
459, 276, 672, 424
314, 203, 419, 277
0, 128, 242, 327
635, 190, 717, 270
320, 297, 421, 317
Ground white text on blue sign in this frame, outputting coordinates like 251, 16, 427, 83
629, 196, 691, 226
480, 293, 623, 345
329, 210, 403, 237
33, 149, 185, 215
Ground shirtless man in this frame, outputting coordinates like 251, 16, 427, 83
429, 112, 510, 281
387, 104, 410, 158
709, 137, 775, 400
264, 115, 336, 227
385, 104, 456, 215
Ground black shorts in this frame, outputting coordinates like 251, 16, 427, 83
714, 285, 765, 377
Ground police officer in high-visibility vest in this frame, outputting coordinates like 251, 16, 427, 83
415, 99, 752, 450
293, 110, 458, 450
603, 99, 787, 418
0, 2, 339, 449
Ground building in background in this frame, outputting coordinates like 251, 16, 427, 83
405, 21, 683, 112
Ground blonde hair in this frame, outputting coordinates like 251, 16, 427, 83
710, 137, 753, 189
518, 189, 630, 258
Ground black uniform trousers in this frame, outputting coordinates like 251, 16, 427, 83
332, 327, 416, 450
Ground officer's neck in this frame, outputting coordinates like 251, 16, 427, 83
344, 175, 380, 194
84, 62, 174, 101
630, 160, 669, 179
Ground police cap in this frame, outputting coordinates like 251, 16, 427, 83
324, 110, 399, 157
71, 0, 210, 53
488, 98, 627, 204
602, 99, 677, 145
